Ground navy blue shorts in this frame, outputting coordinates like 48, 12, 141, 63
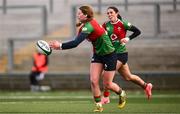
117, 52, 128, 65
91, 52, 117, 71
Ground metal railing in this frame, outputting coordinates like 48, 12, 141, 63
2, 0, 54, 14
123, 0, 179, 12
71, 1, 180, 37
2, 0, 179, 14
95, 0, 180, 14
0, 5, 48, 36
7, 37, 67, 73
2, 0, 180, 73
7, 38, 37, 73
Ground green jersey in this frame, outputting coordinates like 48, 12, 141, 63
102, 19, 132, 53
79, 19, 115, 55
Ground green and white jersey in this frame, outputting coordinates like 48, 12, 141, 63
102, 19, 132, 53
79, 19, 115, 55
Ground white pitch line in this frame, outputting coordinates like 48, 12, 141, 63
0, 101, 91, 104
0, 94, 180, 99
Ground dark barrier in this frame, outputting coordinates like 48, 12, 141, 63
0, 72, 180, 90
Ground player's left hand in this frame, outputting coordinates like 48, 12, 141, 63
49, 40, 61, 50
121, 37, 130, 44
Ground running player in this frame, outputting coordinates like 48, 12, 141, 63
101, 6, 153, 106
49, 5, 126, 112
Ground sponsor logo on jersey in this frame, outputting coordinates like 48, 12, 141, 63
118, 27, 121, 30
82, 27, 88, 32
110, 34, 118, 41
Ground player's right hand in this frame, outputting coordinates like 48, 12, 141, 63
49, 40, 61, 50
121, 37, 130, 44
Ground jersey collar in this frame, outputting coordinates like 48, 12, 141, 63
110, 19, 121, 24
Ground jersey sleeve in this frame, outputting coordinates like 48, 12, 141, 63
61, 33, 88, 49
122, 19, 132, 30
81, 22, 94, 34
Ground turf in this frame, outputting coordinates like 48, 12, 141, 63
0, 91, 179, 114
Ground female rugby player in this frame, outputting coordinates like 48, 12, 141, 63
49, 5, 126, 112
101, 6, 153, 104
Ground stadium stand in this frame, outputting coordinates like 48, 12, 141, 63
0, 0, 180, 90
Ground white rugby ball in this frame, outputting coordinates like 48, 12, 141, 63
36, 40, 52, 55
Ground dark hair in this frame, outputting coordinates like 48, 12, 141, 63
107, 6, 122, 20
76, 5, 94, 27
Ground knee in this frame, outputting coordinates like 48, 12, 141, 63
91, 80, 99, 88
103, 82, 112, 89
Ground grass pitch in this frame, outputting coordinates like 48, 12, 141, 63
0, 90, 179, 114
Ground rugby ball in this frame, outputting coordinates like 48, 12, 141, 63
36, 40, 52, 55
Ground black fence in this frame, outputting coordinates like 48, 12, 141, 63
0, 72, 180, 90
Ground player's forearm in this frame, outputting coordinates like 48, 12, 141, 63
61, 33, 88, 49
128, 25, 141, 40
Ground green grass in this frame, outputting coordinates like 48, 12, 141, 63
0, 90, 180, 114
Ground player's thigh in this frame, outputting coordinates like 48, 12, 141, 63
103, 70, 116, 84
116, 60, 123, 70
119, 63, 132, 78
90, 62, 103, 82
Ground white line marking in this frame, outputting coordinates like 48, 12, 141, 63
0, 94, 180, 99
